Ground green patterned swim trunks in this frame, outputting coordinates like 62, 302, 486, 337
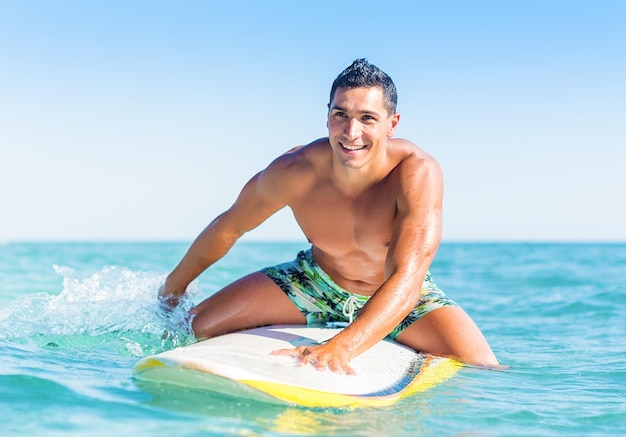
260, 249, 458, 339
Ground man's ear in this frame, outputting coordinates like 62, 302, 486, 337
387, 112, 400, 138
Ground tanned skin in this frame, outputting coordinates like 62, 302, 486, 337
159, 86, 498, 373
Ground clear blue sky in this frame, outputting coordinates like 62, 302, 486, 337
1, 0, 624, 242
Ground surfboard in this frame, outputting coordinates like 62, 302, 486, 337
133, 325, 461, 408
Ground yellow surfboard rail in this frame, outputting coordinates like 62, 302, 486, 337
240, 356, 461, 408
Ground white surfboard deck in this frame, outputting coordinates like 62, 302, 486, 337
133, 325, 460, 408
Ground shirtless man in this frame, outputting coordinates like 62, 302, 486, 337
158, 59, 498, 373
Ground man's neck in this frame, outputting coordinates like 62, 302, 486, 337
330, 151, 392, 197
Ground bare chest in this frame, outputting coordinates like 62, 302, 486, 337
290, 181, 397, 257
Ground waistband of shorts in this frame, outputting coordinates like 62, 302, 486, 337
297, 247, 437, 293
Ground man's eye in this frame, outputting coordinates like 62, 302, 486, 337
334, 112, 348, 118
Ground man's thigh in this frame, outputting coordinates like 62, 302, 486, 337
394, 305, 498, 366
190, 271, 306, 340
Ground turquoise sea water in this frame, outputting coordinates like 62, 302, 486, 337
0, 241, 624, 436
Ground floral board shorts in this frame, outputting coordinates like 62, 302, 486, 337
260, 249, 458, 339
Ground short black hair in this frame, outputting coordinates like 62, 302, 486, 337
329, 59, 398, 114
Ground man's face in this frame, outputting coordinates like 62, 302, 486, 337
327, 86, 399, 170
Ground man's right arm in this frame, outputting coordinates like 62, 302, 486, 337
158, 149, 306, 309
157, 209, 245, 309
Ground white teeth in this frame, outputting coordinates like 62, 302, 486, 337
341, 143, 366, 151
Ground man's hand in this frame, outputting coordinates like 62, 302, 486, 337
271, 342, 356, 375
157, 283, 181, 313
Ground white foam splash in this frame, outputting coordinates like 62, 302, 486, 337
0, 265, 198, 354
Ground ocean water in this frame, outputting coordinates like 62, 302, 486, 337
0, 241, 624, 436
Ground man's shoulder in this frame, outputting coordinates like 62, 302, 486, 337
285, 137, 331, 158
389, 140, 443, 210
390, 138, 439, 170
258, 138, 330, 196
272, 138, 331, 170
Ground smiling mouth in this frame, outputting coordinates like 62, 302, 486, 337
340, 143, 367, 151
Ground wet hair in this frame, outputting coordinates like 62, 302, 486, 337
329, 58, 398, 114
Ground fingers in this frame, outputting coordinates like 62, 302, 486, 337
157, 284, 181, 312
271, 346, 356, 375
158, 294, 179, 312
327, 359, 356, 375
270, 347, 300, 357
270, 346, 314, 363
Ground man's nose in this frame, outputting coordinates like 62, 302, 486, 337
344, 118, 361, 140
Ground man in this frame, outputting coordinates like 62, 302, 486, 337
158, 59, 499, 373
